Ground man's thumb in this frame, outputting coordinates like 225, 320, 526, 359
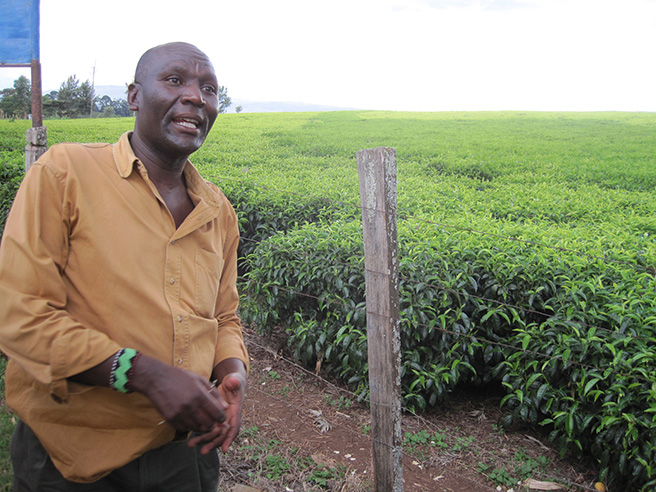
223, 373, 245, 392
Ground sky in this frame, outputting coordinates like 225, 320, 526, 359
1, 0, 655, 112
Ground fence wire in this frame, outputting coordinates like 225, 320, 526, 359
243, 331, 598, 492
202, 171, 653, 490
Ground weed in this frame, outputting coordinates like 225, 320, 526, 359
267, 370, 281, 380
264, 453, 290, 479
323, 394, 353, 410
451, 435, 475, 453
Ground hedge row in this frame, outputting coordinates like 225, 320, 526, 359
240, 217, 656, 492
218, 180, 357, 260
0, 162, 24, 237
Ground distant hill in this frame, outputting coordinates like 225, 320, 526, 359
88, 85, 358, 113
229, 98, 359, 113
94, 85, 128, 100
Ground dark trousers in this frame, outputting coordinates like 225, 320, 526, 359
11, 420, 220, 492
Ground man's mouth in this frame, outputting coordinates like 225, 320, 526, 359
173, 117, 200, 130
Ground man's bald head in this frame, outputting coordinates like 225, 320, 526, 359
128, 42, 220, 162
134, 42, 212, 84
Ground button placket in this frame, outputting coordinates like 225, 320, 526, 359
174, 314, 185, 366
167, 238, 185, 368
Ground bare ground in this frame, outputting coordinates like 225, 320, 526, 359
218, 327, 600, 492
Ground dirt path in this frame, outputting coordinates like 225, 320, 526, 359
219, 329, 595, 491
243, 383, 487, 491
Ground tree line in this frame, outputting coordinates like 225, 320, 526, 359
0, 75, 232, 120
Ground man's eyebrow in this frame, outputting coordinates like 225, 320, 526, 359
158, 64, 217, 82
158, 64, 189, 75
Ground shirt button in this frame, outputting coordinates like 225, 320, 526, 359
171, 240, 176, 245
169, 278, 175, 285
177, 359, 183, 365
177, 315, 183, 322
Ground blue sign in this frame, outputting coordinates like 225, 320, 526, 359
0, 0, 40, 65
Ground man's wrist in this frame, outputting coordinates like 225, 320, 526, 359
128, 354, 165, 396
109, 348, 142, 393
212, 358, 248, 385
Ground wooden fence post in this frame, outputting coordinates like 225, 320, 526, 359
357, 147, 403, 492
25, 125, 47, 171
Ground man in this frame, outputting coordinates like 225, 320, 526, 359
0, 42, 248, 491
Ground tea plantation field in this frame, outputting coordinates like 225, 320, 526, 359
1, 111, 656, 490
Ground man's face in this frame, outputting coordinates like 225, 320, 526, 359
129, 44, 220, 159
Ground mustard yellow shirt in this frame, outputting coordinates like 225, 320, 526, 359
0, 131, 248, 482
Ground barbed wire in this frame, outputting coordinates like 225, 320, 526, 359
237, 226, 656, 352
239, 231, 656, 345
204, 171, 654, 273
239, 277, 656, 388
243, 331, 597, 492
203, 168, 652, 489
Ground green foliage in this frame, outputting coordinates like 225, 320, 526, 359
402, 429, 474, 461
0, 163, 24, 236
232, 426, 347, 490
243, 214, 656, 490
227, 111, 656, 492
1, 112, 656, 490
217, 85, 232, 114
477, 462, 517, 488
0, 76, 31, 119
0, 357, 16, 491
500, 266, 656, 490
42, 75, 94, 119
94, 95, 131, 118
477, 447, 550, 487
240, 220, 369, 397
218, 180, 355, 263
323, 394, 353, 410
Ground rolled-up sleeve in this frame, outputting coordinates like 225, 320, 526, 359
0, 161, 119, 402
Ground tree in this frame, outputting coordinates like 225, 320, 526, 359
55, 75, 80, 118
53, 75, 93, 118
218, 85, 231, 114
95, 95, 113, 113
77, 80, 94, 117
110, 98, 130, 117
42, 91, 63, 119
0, 76, 31, 119
235, 105, 243, 114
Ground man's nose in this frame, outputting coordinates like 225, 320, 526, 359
181, 84, 205, 107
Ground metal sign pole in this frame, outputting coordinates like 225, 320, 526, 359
0, 0, 46, 169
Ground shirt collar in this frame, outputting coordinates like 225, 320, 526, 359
113, 131, 139, 178
112, 131, 221, 209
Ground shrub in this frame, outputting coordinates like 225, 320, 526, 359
217, 180, 357, 265
242, 216, 656, 491
0, 163, 24, 238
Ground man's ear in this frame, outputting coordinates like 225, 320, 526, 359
127, 83, 139, 111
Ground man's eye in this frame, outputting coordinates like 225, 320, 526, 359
203, 86, 218, 95
168, 77, 181, 84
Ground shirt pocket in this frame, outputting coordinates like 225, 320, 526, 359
195, 249, 224, 318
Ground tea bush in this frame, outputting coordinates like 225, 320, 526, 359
0, 162, 24, 236
242, 215, 656, 490
211, 111, 656, 491
2, 112, 656, 491
500, 264, 656, 491
217, 179, 357, 260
